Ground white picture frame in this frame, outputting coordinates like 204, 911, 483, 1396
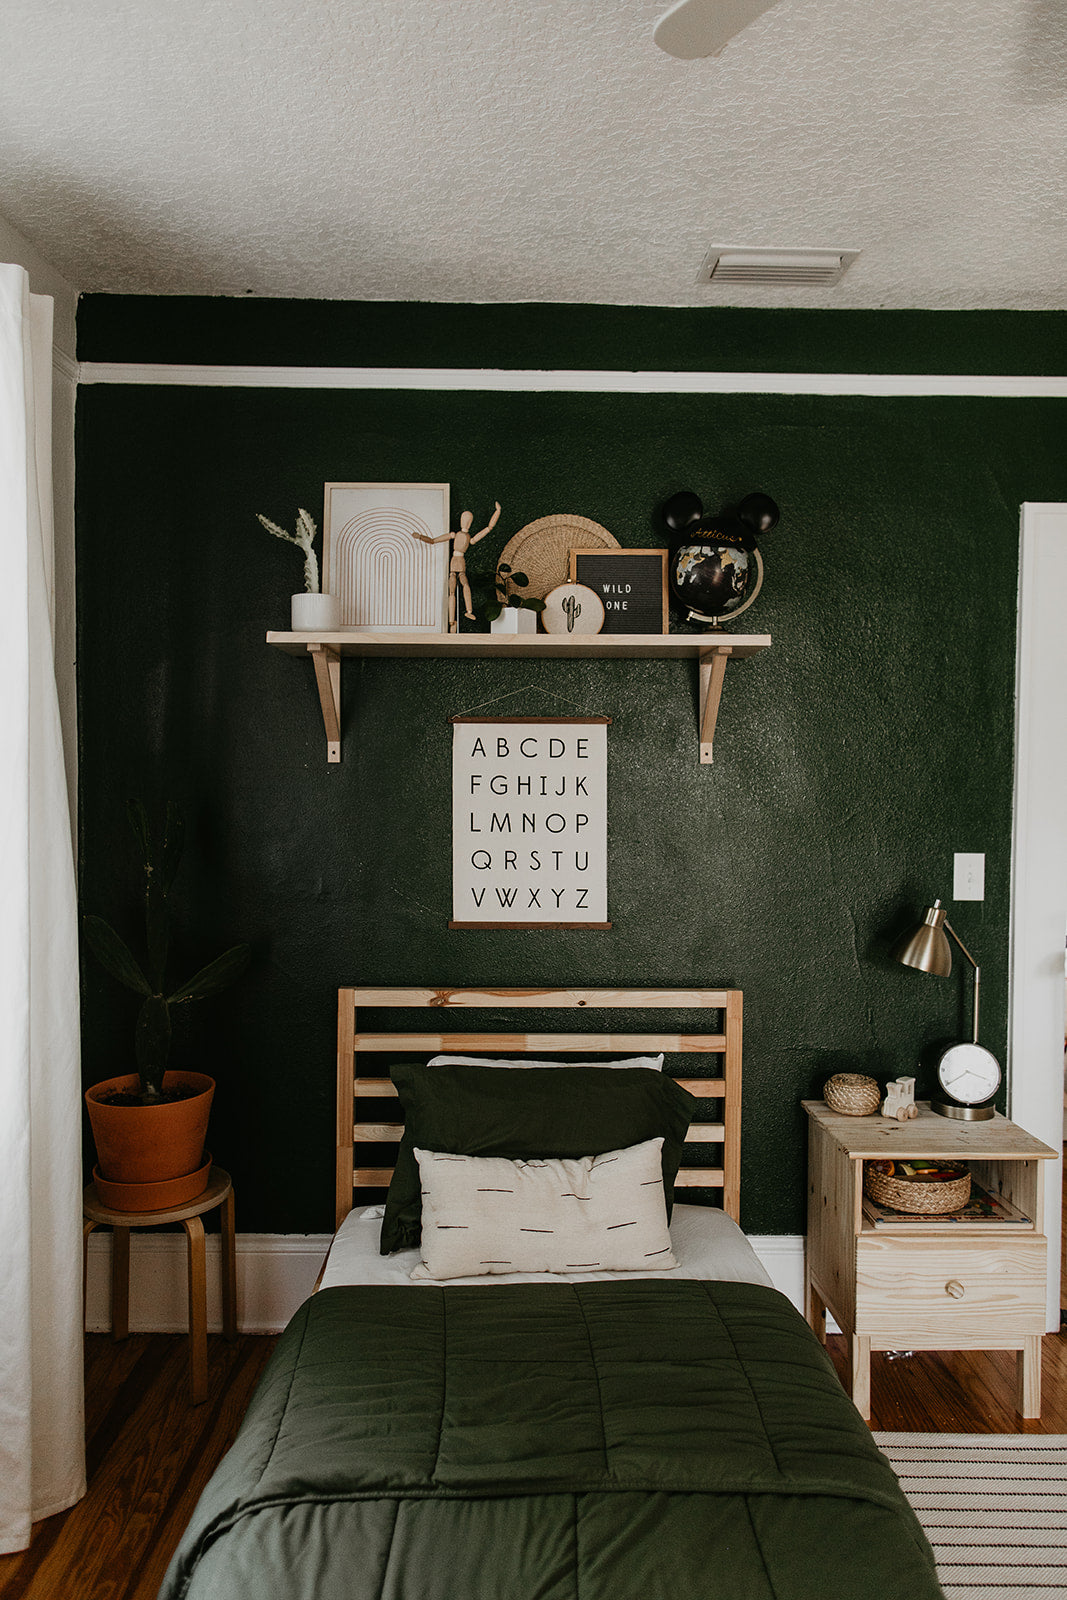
323, 481, 450, 633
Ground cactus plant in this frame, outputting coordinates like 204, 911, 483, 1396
82, 801, 250, 1103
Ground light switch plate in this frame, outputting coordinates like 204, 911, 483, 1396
953, 852, 985, 900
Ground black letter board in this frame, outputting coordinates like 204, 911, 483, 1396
569, 549, 668, 634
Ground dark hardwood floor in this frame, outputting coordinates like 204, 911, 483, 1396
825, 1329, 1067, 1433
0, 1333, 278, 1600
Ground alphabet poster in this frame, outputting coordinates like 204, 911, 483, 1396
451, 718, 609, 928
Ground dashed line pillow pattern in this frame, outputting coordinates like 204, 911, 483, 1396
410, 1137, 677, 1281
426, 1054, 665, 1071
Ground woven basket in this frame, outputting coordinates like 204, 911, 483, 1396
496, 515, 620, 600
824, 1073, 881, 1116
864, 1161, 971, 1215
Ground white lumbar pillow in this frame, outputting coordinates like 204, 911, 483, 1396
411, 1137, 676, 1281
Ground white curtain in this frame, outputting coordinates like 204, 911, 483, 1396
0, 264, 84, 1552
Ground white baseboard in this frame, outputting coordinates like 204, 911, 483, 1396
84, 1232, 333, 1334
751, 1236, 846, 1330
748, 1236, 805, 1311
84, 1231, 814, 1334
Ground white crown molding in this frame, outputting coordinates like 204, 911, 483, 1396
75, 362, 1067, 398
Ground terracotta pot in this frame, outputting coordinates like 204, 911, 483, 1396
85, 1070, 214, 1188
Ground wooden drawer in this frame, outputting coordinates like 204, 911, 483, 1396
855, 1234, 1046, 1342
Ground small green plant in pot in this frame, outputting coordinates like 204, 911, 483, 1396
482, 564, 545, 633
83, 800, 250, 1209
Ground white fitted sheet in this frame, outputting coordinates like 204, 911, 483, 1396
318, 1201, 773, 1291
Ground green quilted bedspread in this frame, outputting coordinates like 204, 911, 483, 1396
160, 1279, 943, 1600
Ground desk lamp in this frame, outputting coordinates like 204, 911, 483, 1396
889, 900, 1000, 1120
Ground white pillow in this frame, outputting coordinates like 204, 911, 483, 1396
411, 1137, 676, 1281
426, 1053, 664, 1071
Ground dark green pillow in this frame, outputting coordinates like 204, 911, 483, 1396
380, 1065, 698, 1254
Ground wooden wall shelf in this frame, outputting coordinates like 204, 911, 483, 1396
265, 630, 771, 765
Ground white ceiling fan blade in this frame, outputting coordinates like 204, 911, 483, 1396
653, 0, 784, 59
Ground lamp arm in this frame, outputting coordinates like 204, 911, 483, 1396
944, 918, 980, 1044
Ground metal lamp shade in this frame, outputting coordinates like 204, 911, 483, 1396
889, 904, 953, 977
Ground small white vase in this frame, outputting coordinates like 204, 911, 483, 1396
291, 592, 341, 631
490, 607, 539, 635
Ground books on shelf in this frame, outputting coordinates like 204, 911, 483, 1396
862, 1179, 1031, 1228
892, 1160, 967, 1181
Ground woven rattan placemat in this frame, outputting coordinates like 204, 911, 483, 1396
497, 514, 620, 599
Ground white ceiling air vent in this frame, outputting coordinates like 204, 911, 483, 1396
697, 247, 859, 288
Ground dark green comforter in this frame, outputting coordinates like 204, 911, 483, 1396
160, 1280, 943, 1600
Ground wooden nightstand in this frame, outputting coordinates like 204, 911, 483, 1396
803, 1101, 1056, 1420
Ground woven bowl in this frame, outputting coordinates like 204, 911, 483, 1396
824, 1073, 881, 1116
864, 1161, 971, 1215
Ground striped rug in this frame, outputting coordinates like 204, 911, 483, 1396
874, 1435, 1067, 1600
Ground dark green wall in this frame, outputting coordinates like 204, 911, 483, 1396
79, 296, 1067, 375
75, 300, 1067, 1236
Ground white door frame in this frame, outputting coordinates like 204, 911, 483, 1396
1011, 504, 1066, 1329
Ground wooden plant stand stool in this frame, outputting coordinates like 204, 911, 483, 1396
82, 1166, 237, 1405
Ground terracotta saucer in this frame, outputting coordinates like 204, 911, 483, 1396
92, 1155, 212, 1213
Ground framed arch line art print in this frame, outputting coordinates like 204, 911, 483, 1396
323, 482, 450, 633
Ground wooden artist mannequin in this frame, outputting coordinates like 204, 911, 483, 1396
414, 501, 501, 631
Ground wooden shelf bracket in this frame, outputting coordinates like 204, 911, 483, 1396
698, 647, 731, 765
309, 643, 341, 762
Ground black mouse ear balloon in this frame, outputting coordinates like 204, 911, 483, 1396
737, 492, 780, 535
662, 490, 704, 533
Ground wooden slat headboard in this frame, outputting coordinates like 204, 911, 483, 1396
335, 986, 742, 1230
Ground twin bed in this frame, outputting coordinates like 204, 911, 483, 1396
160, 986, 945, 1600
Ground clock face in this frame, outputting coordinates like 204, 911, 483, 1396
936, 1042, 1001, 1105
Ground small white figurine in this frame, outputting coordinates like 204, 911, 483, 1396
882, 1076, 919, 1121
413, 501, 501, 632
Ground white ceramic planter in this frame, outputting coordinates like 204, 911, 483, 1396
490, 607, 539, 635
291, 592, 341, 631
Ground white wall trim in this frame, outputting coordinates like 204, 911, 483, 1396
76, 362, 1067, 398
749, 1235, 808, 1314
84, 1231, 809, 1333
1011, 504, 1067, 1330
85, 1232, 333, 1334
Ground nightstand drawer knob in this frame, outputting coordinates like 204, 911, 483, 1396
945, 1279, 965, 1299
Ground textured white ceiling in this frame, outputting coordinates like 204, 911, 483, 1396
3, 0, 1067, 309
